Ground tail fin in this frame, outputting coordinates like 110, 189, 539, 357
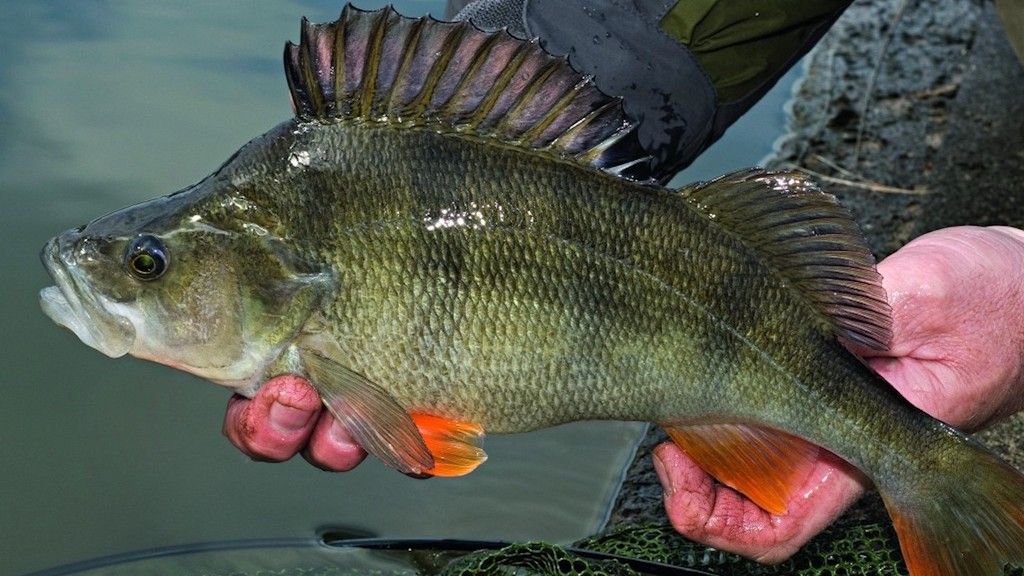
879, 441, 1024, 575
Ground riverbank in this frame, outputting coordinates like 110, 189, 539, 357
606, 0, 1024, 528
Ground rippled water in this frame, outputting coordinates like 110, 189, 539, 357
0, 1, 797, 574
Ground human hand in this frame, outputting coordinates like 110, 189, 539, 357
222, 374, 366, 471
653, 225, 1024, 562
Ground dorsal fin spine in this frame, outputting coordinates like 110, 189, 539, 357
465, 40, 534, 129
605, 155, 653, 176
284, 4, 654, 180
578, 124, 631, 164
299, 18, 326, 117
332, 10, 346, 117
283, 42, 303, 116
439, 30, 504, 123
340, 9, 360, 117
409, 22, 465, 119
517, 69, 581, 145
498, 59, 561, 139
550, 98, 620, 155
573, 101, 632, 162
385, 17, 426, 118
357, 9, 389, 119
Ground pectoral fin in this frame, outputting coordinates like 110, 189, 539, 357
411, 413, 487, 477
299, 347, 434, 475
661, 422, 821, 515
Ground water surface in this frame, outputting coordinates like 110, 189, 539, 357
0, 2, 795, 573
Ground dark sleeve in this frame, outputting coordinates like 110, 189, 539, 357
450, 0, 851, 182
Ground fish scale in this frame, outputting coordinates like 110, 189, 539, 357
245, 122, 872, 440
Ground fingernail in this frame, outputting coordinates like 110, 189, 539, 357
652, 450, 675, 497
269, 401, 314, 432
329, 420, 354, 446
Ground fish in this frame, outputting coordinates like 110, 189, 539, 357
38, 5, 1024, 575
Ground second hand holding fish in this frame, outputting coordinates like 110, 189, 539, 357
658, 224, 1024, 561
224, 224, 1024, 557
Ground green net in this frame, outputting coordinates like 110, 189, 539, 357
575, 522, 906, 576
441, 542, 641, 576
434, 502, 1024, 576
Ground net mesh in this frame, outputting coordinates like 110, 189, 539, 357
438, 497, 1024, 576
442, 542, 641, 576
574, 522, 907, 576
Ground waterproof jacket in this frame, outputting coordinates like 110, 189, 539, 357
447, 0, 851, 182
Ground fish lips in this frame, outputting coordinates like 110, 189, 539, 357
39, 235, 135, 359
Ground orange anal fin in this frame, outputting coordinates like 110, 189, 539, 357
662, 422, 821, 515
410, 413, 487, 477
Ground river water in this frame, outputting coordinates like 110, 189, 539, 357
0, 1, 798, 573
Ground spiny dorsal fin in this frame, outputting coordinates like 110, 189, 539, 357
284, 4, 653, 180
680, 169, 893, 351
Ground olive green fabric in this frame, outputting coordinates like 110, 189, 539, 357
660, 0, 849, 103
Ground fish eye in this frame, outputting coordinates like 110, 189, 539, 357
125, 235, 168, 281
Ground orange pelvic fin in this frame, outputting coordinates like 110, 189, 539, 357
662, 422, 821, 515
410, 413, 487, 477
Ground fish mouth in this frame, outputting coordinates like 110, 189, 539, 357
39, 236, 135, 358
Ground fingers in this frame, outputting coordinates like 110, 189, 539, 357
222, 375, 366, 471
653, 442, 868, 563
223, 375, 322, 461
301, 410, 367, 472
851, 226, 1024, 430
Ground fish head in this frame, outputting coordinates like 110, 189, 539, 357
39, 182, 333, 389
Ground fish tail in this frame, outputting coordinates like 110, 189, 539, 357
878, 438, 1024, 575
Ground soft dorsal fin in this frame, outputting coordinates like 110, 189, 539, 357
680, 169, 892, 351
284, 4, 653, 180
